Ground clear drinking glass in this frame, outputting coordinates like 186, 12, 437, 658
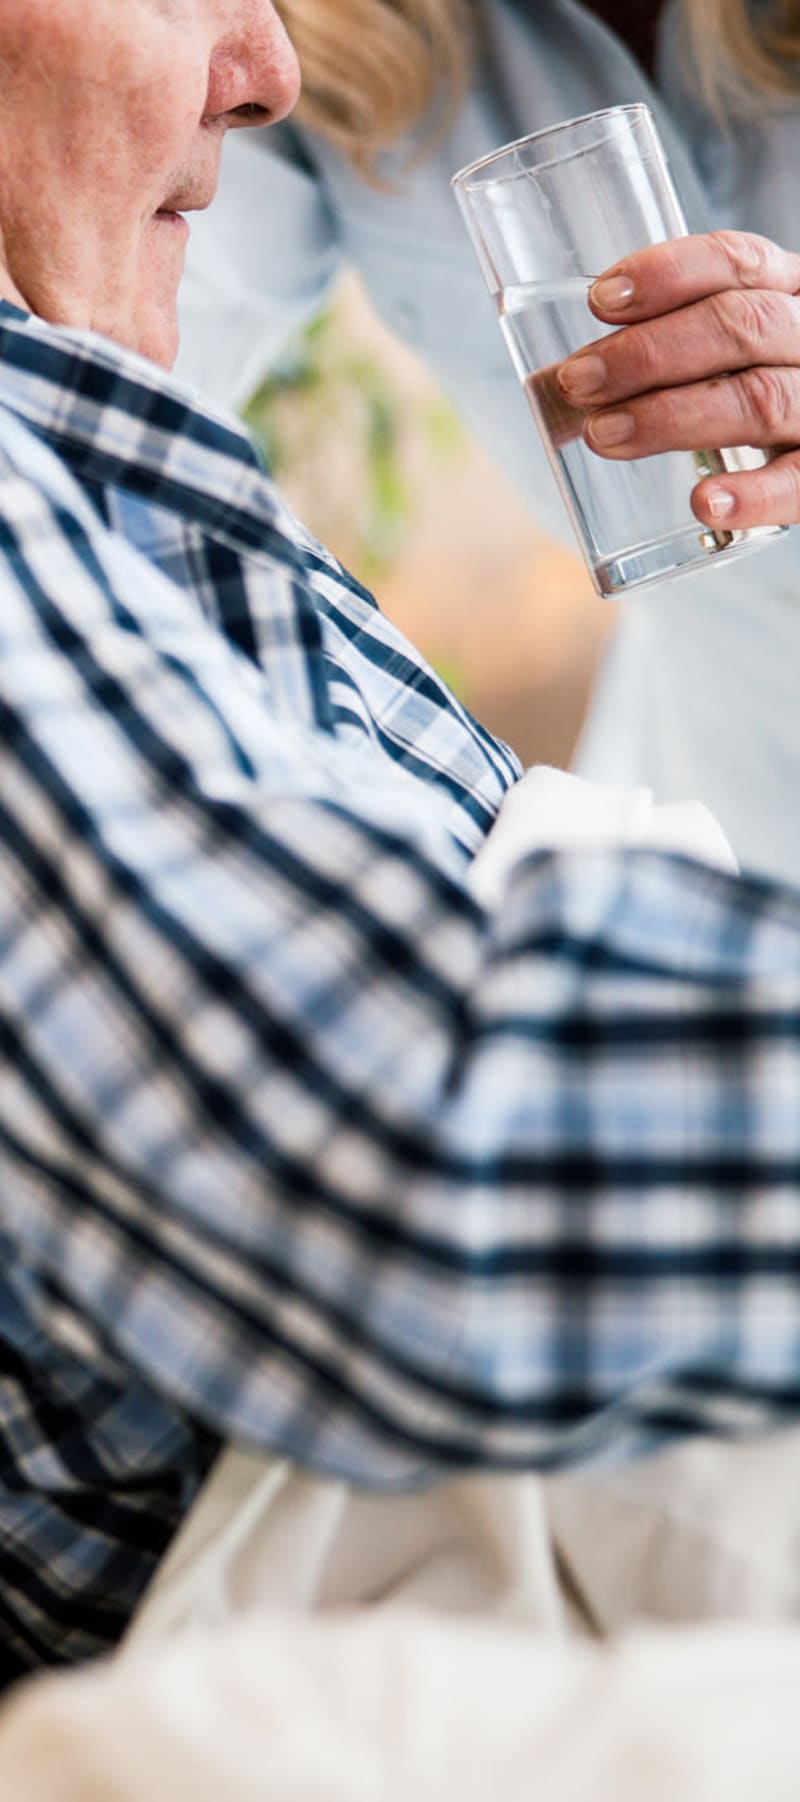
452, 105, 785, 597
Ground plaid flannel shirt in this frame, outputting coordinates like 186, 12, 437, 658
2, 302, 800, 1684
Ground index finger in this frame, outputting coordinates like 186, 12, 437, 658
588, 230, 800, 325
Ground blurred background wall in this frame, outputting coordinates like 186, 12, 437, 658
245, 272, 616, 769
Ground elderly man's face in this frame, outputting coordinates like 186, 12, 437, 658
0, 0, 300, 366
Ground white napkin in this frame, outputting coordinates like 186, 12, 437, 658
6, 1614, 800, 1802
470, 765, 738, 908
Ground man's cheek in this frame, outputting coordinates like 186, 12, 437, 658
118, 74, 210, 165
50, 6, 203, 111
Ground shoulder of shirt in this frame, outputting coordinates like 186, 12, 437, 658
0, 398, 94, 530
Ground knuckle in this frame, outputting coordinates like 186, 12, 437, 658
739, 366, 794, 437
709, 228, 771, 287
625, 323, 663, 387
710, 287, 778, 359
647, 385, 684, 441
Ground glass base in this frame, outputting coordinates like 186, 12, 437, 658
593, 521, 787, 599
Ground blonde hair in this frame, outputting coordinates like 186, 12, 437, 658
681, 0, 800, 113
277, 0, 800, 175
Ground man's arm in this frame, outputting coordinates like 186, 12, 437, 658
3, 427, 800, 1487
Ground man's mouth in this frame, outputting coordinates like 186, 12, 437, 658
158, 179, 218, 220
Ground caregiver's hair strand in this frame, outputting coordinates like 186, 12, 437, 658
681, 0, 800, 116
277, 0, 800, 175
276, 0, 474, 175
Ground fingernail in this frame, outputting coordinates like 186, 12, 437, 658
591, 275, 636, 312
588, 410, 635, 448
558, 353, 606, 401
706, 489, 736, 520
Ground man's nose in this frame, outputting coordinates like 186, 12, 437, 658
209, 1, 302, 131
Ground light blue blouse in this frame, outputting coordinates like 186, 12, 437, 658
178, 0, 800, 885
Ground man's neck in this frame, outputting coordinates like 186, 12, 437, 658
0, 239, 33, 318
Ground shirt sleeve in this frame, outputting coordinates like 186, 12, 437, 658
3, 434, 800, 1490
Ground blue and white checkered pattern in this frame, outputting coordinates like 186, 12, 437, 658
3, 304, 800, 1684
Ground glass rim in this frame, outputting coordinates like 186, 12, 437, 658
450, 102, 655, 192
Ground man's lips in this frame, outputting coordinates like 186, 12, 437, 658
153, 180, 218, 236
153, 210, 190, 239
160, 182, 218, 216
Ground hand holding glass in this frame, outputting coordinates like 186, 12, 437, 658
452, 106, 784, 597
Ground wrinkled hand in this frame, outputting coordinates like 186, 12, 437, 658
557, 230, 800, 529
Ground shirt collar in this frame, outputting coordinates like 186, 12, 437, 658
0, 305, 335, 581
